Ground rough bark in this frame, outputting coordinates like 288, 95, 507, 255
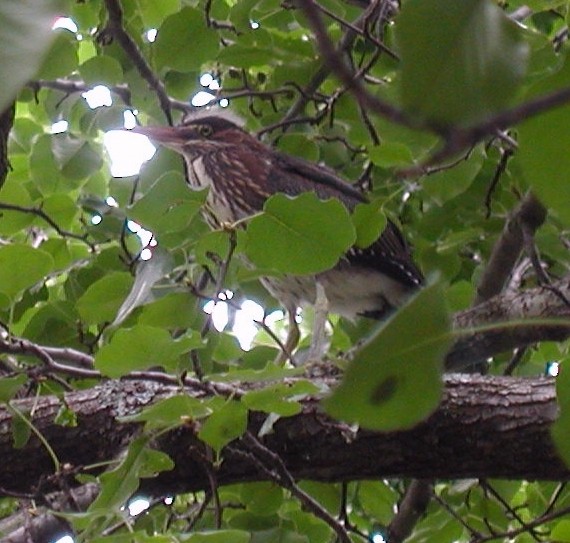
0, 374, 564, 498
446, 275, 570, 369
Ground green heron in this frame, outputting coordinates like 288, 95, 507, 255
133, 109, 423, 356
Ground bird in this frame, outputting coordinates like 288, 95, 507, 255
133, 108, 423, 358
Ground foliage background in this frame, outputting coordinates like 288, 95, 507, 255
1, 0, 570, 542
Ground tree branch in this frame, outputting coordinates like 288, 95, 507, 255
0, 375, 564, 499
474, 192, 547, 306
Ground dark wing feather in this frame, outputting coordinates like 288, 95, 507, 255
273, 152, 367, 206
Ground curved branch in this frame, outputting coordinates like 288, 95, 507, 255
447, 275, 570, 369
474, 192, 547, 305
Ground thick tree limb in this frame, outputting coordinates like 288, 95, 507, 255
474, 192, 547, 305
0, 375, 564, 499
447, 275, 570, 369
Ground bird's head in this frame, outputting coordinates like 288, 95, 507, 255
131, 108, 251, 158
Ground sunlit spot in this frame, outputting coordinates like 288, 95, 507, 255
128, 497, 150, 516
164, 496, 174, 505
204, 300, 229, 331
250, 20, 260, 29
146, 28, 157, 42
106, 196, 119, 207
91, 215, 102, 225
52, 17, 77, 33
104, 130, 156, 177
123, 110, 137, 129
51, 120, 68, 134
200, 73, 214, 87
82, 85, 112, 108
192, 91, 216, 107
53, 536, 74, 543
140, 248, 153, 261
219, 98, 229, 107
546, 361, 560, 377
370, 531, 387, 543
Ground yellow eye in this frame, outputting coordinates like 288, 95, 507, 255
199, 124, 213, 138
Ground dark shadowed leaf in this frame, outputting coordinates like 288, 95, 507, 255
397, 0, 528, 126
518, 60, 570, 224
324, 279, 450, 431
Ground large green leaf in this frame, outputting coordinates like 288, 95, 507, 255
0, 0, 62, 112
397, 0, 529, 127
517, 61, 570, 224
154, 7, 219, 72
198, 399, 248, 454
551, 361, 570, 467
76, 272, 133, 325
89, 436, 173, 513
0, 245, 54, 303
95, 325, 200, 377
324, 280, 451, 431
245, 192, 356, 275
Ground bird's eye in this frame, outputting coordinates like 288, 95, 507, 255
199, 125, 213, 138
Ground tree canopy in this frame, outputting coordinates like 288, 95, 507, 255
1, 1, 570, 542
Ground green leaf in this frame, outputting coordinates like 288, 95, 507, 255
79, 55, 124, 87
154, 7, 219, 72
123, 395, 211, 430
0, 375, 27, 402
246, 193, 356, 275
95, 325, 200, 377
180, 531, 250, 543
89, 436, 172, 513
351, 202, 387, 249
518, 61, 570, 224
137, 0, 181, 27
76, 272, 133, 325
0, 244, 54, 303
324, 279, 450, 431
137, 292, 197, 328
128, 171, 202, 236
368, 142, 414, 168
552, 520, 570, 542
551, 362, 570, 467
397, 0, 528, 126
423, 148, 485, 204
41, 194, 79, 230
243, 381, 317, 416
36, 29, 78, 80
241, 482, 284, 516
52, 134, 103, 180
198, 400, 248, 454
113, 248, 174, 326
0, 0, 62, 112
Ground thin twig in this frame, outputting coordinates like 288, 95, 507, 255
100, 0, 173, 124
232, 432, 352, 543
0, 202, 95, 249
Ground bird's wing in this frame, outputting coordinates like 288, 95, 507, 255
272, 152, 367, 206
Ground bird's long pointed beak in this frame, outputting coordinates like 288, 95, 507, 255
130, 125, 184, 148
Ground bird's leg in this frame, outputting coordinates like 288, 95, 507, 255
307, 282, 330, 361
